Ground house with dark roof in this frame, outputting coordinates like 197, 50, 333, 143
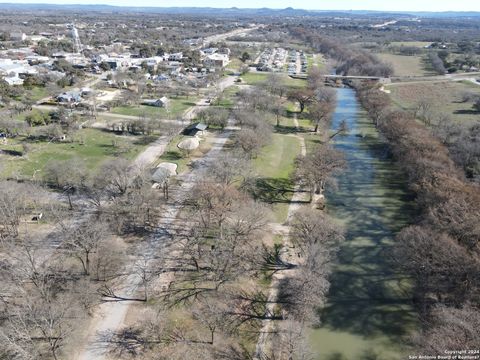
142, 96, 169, 107
183, 122, 208, 136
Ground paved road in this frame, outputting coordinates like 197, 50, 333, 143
196, 25, 260, 49
76, 121, 235, 360
75, 76, 238, 360
131, 74, 237, 168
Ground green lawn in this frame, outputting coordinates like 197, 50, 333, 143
240, 71, 306, 89
156, 135, 191, 174
240, 72, 269, 85
252, 134, 301, 222
111, 97, 198, 119
0, 128, 146, 179
27, 86, 50, 101
285, 76, 307, 89
307, 54, 315, 71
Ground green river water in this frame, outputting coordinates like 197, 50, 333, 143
309, 88, 418, 360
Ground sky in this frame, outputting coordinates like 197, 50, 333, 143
8, 0, 480, 12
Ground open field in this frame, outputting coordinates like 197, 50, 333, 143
226, 57, 244, 70
253, 133, 301, 222
389, 41, 432, 48
387, 80, 480, 123
240, 72, 269, 85
25, 86, 50, 102
111, 96, 197, 118
240, 71, 306, 88
0, 128, 147, 179
156, 133, 214, 174
377, 53, 430, 77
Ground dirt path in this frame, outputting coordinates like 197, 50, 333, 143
254, 113, 306, 359
130, 75, 237, 168
76, 75, 236, 359
75, 118, 235, 360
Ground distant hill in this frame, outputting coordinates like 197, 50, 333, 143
0, 3, 479, 18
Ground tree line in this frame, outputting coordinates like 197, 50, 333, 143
289, 27, 393, 78
355, 81, 480, 353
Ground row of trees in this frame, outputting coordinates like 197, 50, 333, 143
289, 27, 393, 77
97, 65, 345, 358
251, 68, 346, 358
427, 52, 447, 75
355, 81, 480, 353
400, 94, 480, 182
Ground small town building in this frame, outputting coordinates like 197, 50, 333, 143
142, 96, 169, 107
168, 52, 183, 61
183, 122, 208, 136
204, 54, 229, 68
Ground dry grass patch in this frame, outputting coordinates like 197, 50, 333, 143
388, 81, 480, 123
377, 53, 430, 77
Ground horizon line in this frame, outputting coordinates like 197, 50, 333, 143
1, 2, 480, 13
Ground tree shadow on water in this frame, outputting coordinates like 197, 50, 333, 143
325, 348, 391, 360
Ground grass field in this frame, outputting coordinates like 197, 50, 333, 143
0, 128, 147, 179
389, 41, 432, 48
226, 57, 244, 70
155, 135, 191, 174
111, 96, 197, 118
240, 72, 306, 89
253, 133, 301, 222
26, 86, 50, 102
240, 72, 269, 85
156, 134, 214, 174
377, 53, 430, 77
387, 80, 480, 123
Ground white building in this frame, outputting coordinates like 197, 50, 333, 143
0, 59, 38, 86
168, 52, 183, 61
204, 53, 229, 68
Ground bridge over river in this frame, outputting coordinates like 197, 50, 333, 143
289, 73, 391, 83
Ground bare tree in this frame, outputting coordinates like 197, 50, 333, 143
60, 220, 109, 276
262, 73, 288, 99
308, 87, 336, 133
393, 226, 479, 315
413, 305, 480, 355
268, 320, 314, 360
207, 152, 252, 186
290, 209, 344, 256
288, 89, 314, 113
43, 158, 87, 209
295, 144, 346, 200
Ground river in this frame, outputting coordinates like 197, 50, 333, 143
309, 87, 417, 360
